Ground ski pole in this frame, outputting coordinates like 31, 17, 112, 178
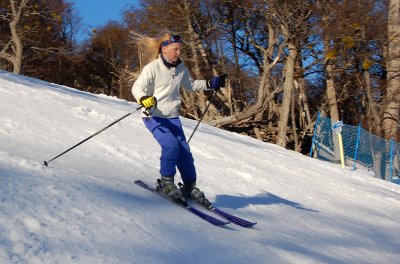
187, 90, 217, 144
43, 105, 143, 166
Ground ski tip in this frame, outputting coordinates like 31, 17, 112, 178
244, 222, 257, 228
234, 221, 257, 228
216, 222, 231, 227
43, 161, 48, 167
208, 219, 230, 226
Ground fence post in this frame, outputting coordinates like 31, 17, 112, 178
353, 124, 361, 171
339, 130, 345, 168
389, 138, 395, 182
310, 112, 321, 158
332, 120, 345, 168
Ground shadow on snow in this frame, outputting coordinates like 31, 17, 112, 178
214, 192, 318, 212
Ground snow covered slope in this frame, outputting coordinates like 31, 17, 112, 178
1, 70, 399, 264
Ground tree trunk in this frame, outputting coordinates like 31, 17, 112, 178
183, 0, 206, 119
295, 52, 312, 131
291, 88, 300, 151
231, 26, 244, 113
383, 0, 400, 140
362, 71, 383, 135
324, 53, 340, 121
7, 0, 28, 74
277, 42, 297, 148
323, 33, 342, 162
209, 86, 283, 127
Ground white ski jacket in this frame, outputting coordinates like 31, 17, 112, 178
132, 55, 208, 118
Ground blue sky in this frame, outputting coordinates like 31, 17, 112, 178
71, 0, 139, 40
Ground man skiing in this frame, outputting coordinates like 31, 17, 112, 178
132, 33, 225, 204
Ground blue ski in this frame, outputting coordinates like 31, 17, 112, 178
211, 207, 256, 228
176, 183, 256, 228
191, 201, 256, 228
134, 180, 230, 227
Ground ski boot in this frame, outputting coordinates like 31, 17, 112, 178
157, 176, 187, 206
180, 181, 212, 208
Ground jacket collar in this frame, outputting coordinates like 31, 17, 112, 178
160, 53, 182, 69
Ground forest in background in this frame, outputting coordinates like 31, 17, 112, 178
1, 0, 399, 154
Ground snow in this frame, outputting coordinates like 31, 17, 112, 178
1, 70, 400, 264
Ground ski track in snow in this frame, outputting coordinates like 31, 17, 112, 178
1, 70, 400, 263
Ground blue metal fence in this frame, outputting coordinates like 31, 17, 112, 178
310, 112, 399, 182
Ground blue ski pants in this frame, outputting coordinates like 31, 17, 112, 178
143, 117, 196, 183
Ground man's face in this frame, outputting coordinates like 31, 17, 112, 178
162, 42, 182, 62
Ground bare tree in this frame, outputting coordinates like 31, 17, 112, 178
383, 0, 400, 140
0, 0, 81, 83
181, 0, 208, 119
316, 0, 340, 122
0, 0, 29, 74
78, 22, 137, 98
210, 18, 285, 127
269, 1, 312, 148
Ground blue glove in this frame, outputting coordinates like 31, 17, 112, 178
208, 74, 226, 91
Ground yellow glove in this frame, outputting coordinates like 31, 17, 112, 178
140, 96, 156, 109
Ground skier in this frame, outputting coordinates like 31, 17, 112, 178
132, 33, 226, 204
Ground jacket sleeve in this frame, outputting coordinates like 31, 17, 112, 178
131, 63, 155, 102
180, 66, 208, 92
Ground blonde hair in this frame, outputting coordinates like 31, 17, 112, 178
128, 31, 174, 83
131, 31, 172, 69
